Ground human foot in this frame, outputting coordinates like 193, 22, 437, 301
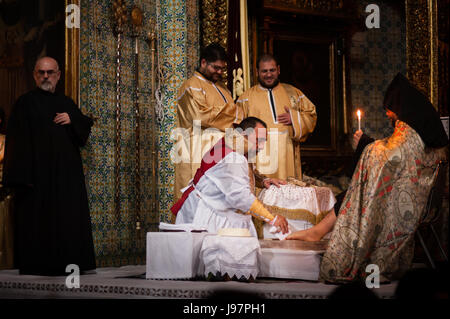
286, 229, 323, 241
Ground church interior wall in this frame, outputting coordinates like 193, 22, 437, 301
349, 0, 406, 140
79, 0, 199, 267
1, 0, 445, 268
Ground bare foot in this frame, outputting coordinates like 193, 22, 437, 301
286, 229, 323, 242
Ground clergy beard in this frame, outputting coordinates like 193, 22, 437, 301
39, 81, 54, 92
258, 78, 279, 89
198, 69, 217, 83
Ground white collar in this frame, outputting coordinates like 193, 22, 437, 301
257, 83, 280, 91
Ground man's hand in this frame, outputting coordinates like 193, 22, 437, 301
263, 178, 287, 189
54, 112, 71, 125
351, 129, 363, 150
272, 215, 289, 234
277, 106, 292, 125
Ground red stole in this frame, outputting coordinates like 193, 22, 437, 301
171, 138, 233, 216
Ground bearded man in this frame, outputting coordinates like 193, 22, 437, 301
3, 57, 96, 276
174, 43, 244, 202
237, 54, 317, 180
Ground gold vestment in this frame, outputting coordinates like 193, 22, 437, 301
237, 83, 317, 180
175, 72, 244, 201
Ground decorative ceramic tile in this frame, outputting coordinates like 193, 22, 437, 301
350, 0, 406, 140
80, 0, 199, 266
79, 0, 404, 267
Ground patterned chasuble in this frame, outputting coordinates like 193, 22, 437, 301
320, 120, 448, 283
237, 83, 317, 180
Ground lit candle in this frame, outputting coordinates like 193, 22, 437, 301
357, 109, 362, 131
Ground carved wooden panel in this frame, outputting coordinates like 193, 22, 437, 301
200, 0, 228, 49
437, 0, 449, 116
405, 0, 438, 107
263, 0, 355, 17
253, 8, 354, 156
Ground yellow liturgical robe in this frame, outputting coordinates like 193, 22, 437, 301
174, 71, 244, 201
237, 83, 317, 180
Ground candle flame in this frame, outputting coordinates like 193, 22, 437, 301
357, 109, 361, 119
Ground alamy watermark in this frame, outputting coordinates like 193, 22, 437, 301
65, 264, 80, 289
170, 121, 280, 174
365, 4, 380, 29
65, 4, 80, 29
67, 4, 380, 30
365, 264, 380, 288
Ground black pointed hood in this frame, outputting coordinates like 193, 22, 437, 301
383, 73, 448, 148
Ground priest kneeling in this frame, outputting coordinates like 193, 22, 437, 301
171, 117, 289, 236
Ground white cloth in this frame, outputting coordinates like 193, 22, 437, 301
268, 222, 297, 241
158, 222, 206, 232
259, 184, 336, 239
200, 235, 261, 279
146, 232, 212, 279
176, 152, 258, 237
260, 184, 336, 213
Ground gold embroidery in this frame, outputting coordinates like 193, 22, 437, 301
262, 204, 331, 225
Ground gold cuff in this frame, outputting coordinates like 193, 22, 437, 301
247, 199, 275, 222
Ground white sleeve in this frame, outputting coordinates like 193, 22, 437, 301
205, 153, 256, 212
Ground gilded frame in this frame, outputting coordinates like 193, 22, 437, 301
65, 0, 80, 106
263, 33, 340, 153
405, 0, 438, 109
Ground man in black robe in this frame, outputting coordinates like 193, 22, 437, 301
2, 56, 96, 276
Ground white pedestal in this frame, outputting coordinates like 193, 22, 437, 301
258, 248, 324, 281
146, 232, 211, 279
146, 232, 325, 281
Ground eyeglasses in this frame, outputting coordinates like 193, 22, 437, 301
36, 69, 59, 76
207, 63, 226, 72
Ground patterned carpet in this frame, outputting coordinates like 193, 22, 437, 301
0, 265, 399, 299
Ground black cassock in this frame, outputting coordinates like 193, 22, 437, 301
3, 88, 96, 276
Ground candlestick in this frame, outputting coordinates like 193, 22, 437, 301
357, 109, 361, 131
